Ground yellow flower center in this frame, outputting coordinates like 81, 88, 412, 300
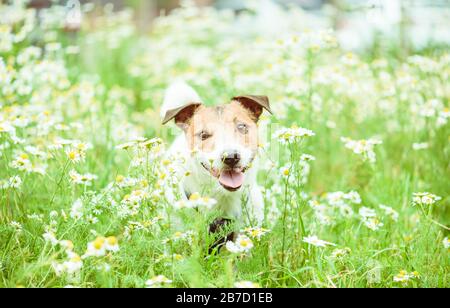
93, 237, 105, 250
174, 254, 183, 261
70, 255, 81, 262
68, 151, 77, 160
106, 236, 118, 246
76, 143, 86, 150
240, 240, 249, 247
189, 193, 200, 201
64, 240, 74, 250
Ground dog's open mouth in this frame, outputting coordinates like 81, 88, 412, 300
218, 169, 245, 191
201, 163, 246, 192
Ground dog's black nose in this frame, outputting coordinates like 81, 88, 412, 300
222, 151, 241, 167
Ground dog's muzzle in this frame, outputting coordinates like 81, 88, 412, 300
200, 154, 255, 192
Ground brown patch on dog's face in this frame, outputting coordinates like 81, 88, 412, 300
184, 101, 259, 154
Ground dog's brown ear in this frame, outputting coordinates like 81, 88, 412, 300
232, 95, 272, 121
162, 103, 202, 130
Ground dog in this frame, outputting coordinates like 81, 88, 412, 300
161, 82, 271, 237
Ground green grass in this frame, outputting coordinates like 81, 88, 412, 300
0, 2, 448, 288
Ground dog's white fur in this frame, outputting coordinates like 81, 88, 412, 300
162, 82, 264, 227
160, 81, 201, 119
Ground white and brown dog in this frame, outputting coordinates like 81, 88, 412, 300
161, 82, 271, 229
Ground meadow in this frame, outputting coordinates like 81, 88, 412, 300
0, 1, 449, 288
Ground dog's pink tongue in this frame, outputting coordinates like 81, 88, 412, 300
219, 170, 244, 189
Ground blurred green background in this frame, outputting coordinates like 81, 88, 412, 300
28, 0, 450, 55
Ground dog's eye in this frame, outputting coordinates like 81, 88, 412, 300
237, 123, 249, 134
198, 131, 212, 141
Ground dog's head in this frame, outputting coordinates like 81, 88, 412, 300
163, 95, 271, 192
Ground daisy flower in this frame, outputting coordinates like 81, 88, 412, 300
70, 199, 83, 219
412, 142, 429, 150
43, 231, 59, 246
300, 154, 316, 161
226, 234, 254, 254
146, 275, 172, 288
379, 204, 399, 221
104, 236, 119, 252
242, 226, 270, 240
412, 192, 441, 207
164, 231, 194, 244
393, 270, 420, 284
188, 193, 217, 209
280, 165, 291, 178
66, 148, 83, 163
330, 247, 351, 259
69, 170, 97, 186
303, 235, 336, 248
359, 207, 377, 219
174, 193, 218, 209
10, 153, 32, 171
8, 175, 22, 189
341, 137, 382, 163
83, 237, 106, 258
443, 237, 450, 250
393, 270, 411, 283
59, 240, 74, 252
234, 281, 260, 288
52, 251, 83, 276
72, 141, 92, 152
363, 217, 384, 231
173, 254, 184, 262
273, 125, 315, 144
0, 121, 15, 135
115, 141, 137, 150
10, 221, 23, 234
63, 253, 83, 275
